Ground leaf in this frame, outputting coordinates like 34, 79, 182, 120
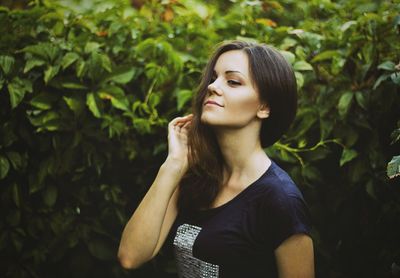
11, 183, 21, 208
391, 72, 400, 85
337, 92, 353, 117
99, 53, 112, 73
63, 96, 85, 115
86, 92, 101, 118
84, 42, 101, 54
98, 85, 129, 111
7, 77, 33, 109
0, 75, 4, 90
340, 149, 358, 166
44, 65, 61, 84
42, 185, 57, 207
76, 60, 86, 78
87, 239, 114, 260
61, 52, 80, 70
340, 20, 357, 32
61, 82, 88, 90
30, 93, 57, 110
373, 73, 390, 90
355, 91, 368, 110
0, 155, 10, 179
148, 93, 160, 108
21, 43, 60, 63
105, 66, 136, 84
387, 155, 400, 179
365, 181, 376, 200
279, 50, 295, 64
390, 128, 400, 144
294, 71, 304, 88
6, 152, 22, 170
293, 61, 313, 71
378, 61, 396, 71
311, 50, 338, 63
176, 89, 192, 111
0, 55, 15, 75
24, 58, 46, 73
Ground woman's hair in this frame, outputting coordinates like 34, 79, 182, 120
178, 40, 297, 212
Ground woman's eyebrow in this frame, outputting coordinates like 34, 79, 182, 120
213, 69, 246, 79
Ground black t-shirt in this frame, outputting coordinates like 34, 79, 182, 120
163, 160, 312, 278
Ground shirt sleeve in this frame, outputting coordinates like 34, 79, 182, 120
258, 189, 312, 250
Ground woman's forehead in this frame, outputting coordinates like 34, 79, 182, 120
214, 50, 249, 78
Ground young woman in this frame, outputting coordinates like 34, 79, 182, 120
118, 40, 314, 277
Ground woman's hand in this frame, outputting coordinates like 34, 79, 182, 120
165, 114, 193, 173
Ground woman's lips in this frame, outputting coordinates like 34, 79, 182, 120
204, 100, 223, 107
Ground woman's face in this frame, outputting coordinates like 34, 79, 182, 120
200, 50, 268, 128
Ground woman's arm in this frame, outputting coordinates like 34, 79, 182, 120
117, 115, 192, 269
274, 234, 314, 278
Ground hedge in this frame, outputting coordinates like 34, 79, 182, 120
0, 0, 399, 277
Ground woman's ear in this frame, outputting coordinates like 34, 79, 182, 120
257, 104, 270, 119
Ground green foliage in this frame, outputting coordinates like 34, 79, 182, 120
0, 0, 399, 277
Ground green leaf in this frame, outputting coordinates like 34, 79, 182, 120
390, 128, 400, 144
279, 50, 295, 64
24, 58, 46, 73
86, 92, 101, 118
21, 43, 60, 63
390, 72, 400, 85
340, 20, 357, 32
42, 185, 57, 207
61, 52, 80, 70
365, 181, 376, 200
176, 89, 192, 111
6, 152, 22, 170
76, 60, 86, 78
98, 85, 129, 111
295, 71, 304, 88
30, 93, 57, 110
373, 73, 390, 90
84, 42, 101, 54
0, 155, 10, 179
387, 155, 400, 179
337, 92, 353, 117
7, 77, 33, 109
105, 66, 136, 84
0, 55, 15, 75
340, 149, 358, 166
28, 111, 61, 131
44, 65, 60, 84
293, 61, 313, 71
0, 75, 4, 90
61, 82, 88, 90
63, 96, 85, 115
148, 93, 160, 108
378, 61, 396, 71
99, 53, 112, 72
311, 50, 338, 63
11, 183, 21, 208
133, 118, 151, 134
355, 91, 368, 110
87, 239, 114, 260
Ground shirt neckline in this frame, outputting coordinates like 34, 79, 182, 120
197, 159, 276, 214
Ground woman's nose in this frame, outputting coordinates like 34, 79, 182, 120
207, 82, 222, 96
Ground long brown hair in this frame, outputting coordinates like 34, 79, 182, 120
178, 40, 297, 213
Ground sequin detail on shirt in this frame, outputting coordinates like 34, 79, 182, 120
173, 223, 219, 278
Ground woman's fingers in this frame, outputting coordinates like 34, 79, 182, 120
170, 114, 193, 129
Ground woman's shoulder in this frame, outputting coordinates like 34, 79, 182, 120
256, 160, 304, 200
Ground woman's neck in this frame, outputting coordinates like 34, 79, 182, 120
213, 123, 270, 187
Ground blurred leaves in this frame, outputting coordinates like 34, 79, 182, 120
0, 0, 399, 278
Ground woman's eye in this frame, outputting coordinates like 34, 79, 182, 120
228, 80, 241, 86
